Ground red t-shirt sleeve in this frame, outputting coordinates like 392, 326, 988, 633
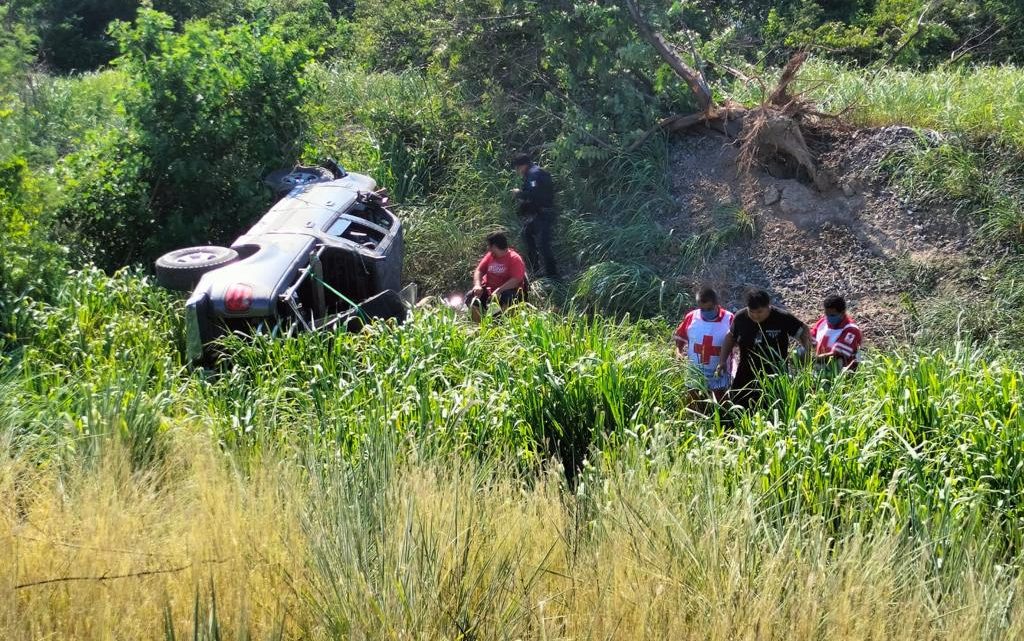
674, 311, 693, 344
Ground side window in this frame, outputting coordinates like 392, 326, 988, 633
325, 217, 350, 237
326, 213, 386, 249
337, 205, 393, 230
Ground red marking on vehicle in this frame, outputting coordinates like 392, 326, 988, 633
225, 284, 253, 312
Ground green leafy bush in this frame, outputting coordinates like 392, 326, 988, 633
0, 156, 66, 344
57, 9, 312, 270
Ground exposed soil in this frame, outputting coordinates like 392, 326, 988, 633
665, 125, 972, 343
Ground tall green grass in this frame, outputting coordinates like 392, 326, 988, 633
0, 69, 127, 165
4, 270, 1024, 552
727, 60, 1024, 148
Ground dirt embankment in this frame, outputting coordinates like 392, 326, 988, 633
666, 126, 972, 343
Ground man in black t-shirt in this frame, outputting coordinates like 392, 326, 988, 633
715, 289, 812, 408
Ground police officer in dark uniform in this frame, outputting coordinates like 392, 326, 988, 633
512, 153, 558, 279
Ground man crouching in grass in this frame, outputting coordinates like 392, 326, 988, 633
466, 231, 528, 322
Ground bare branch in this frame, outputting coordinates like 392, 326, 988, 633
625, 105, 749, 153
873, 0, 936, 74
768, 51, 809, 107
15, 558, 230, 590
948, 22, 1007, 65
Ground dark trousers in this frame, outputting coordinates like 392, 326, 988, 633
464, 287, 526, 313
522, 213, 558, 278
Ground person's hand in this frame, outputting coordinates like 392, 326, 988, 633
793, 345, 809, 363
511, 188, 522, 198
472, 285, 484, 297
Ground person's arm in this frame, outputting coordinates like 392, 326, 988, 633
808, 318, 831, 362
513, 176, 531, 204
796, 323, 812, 361
491, 275, 523, 295
715, 331, 735, 376
780, 311, 811, 360
472, 256, 488, 294
832, 327, 862, 371
674, 334, 687, 357
799, 325, 812, 351
673, 316, 690, 358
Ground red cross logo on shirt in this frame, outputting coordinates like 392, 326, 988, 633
693, 334, 721, 365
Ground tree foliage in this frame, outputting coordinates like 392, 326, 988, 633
0, 157, 65, 310
57, 9, 311, 269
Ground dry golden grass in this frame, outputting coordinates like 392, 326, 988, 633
4, 434, 1023, 640
1, 433, 307, 640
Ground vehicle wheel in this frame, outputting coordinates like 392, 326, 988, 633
155, 245, 238, 292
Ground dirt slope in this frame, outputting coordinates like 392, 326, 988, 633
666, 126, 971, 343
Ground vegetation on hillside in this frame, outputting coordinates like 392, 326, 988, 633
3, 1, 1024, 637
3, 268, 1024, 636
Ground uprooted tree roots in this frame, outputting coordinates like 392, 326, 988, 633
624, 0, 835, 192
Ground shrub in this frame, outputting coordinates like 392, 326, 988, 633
55, 9, 312, 271
0, 156, 66, 344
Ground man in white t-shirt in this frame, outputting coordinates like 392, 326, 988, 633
674, 286, 734, 401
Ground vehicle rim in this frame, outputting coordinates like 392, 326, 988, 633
174, 250, 224, 264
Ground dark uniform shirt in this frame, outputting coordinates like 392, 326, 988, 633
730, 307, 805, 388
518, 164, 554, 216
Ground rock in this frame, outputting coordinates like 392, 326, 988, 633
779, 181, 817, 216
763, 184, 781, 206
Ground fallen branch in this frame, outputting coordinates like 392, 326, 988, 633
15, 558, 230, 590
625, 105, 749, 153
14, 533, 182, 558
625, 113, 708, 153
872, 0, 936, 78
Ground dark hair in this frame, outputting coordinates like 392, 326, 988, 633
745, 288, 771, 309
697, 286, 718, 304
486, 231, 509, 250
512, 153, 532, 168
823, 294, 847, 313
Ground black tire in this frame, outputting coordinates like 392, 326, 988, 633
155, 246, 238, 292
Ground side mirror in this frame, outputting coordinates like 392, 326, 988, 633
323, 158, 347, 179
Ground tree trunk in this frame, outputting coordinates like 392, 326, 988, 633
623, 0, 713, 113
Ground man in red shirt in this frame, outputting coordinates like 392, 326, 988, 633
466, 231, 528, 322
811, 294, 862, 371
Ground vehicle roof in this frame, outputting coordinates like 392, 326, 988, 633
242, 172, 378, 238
